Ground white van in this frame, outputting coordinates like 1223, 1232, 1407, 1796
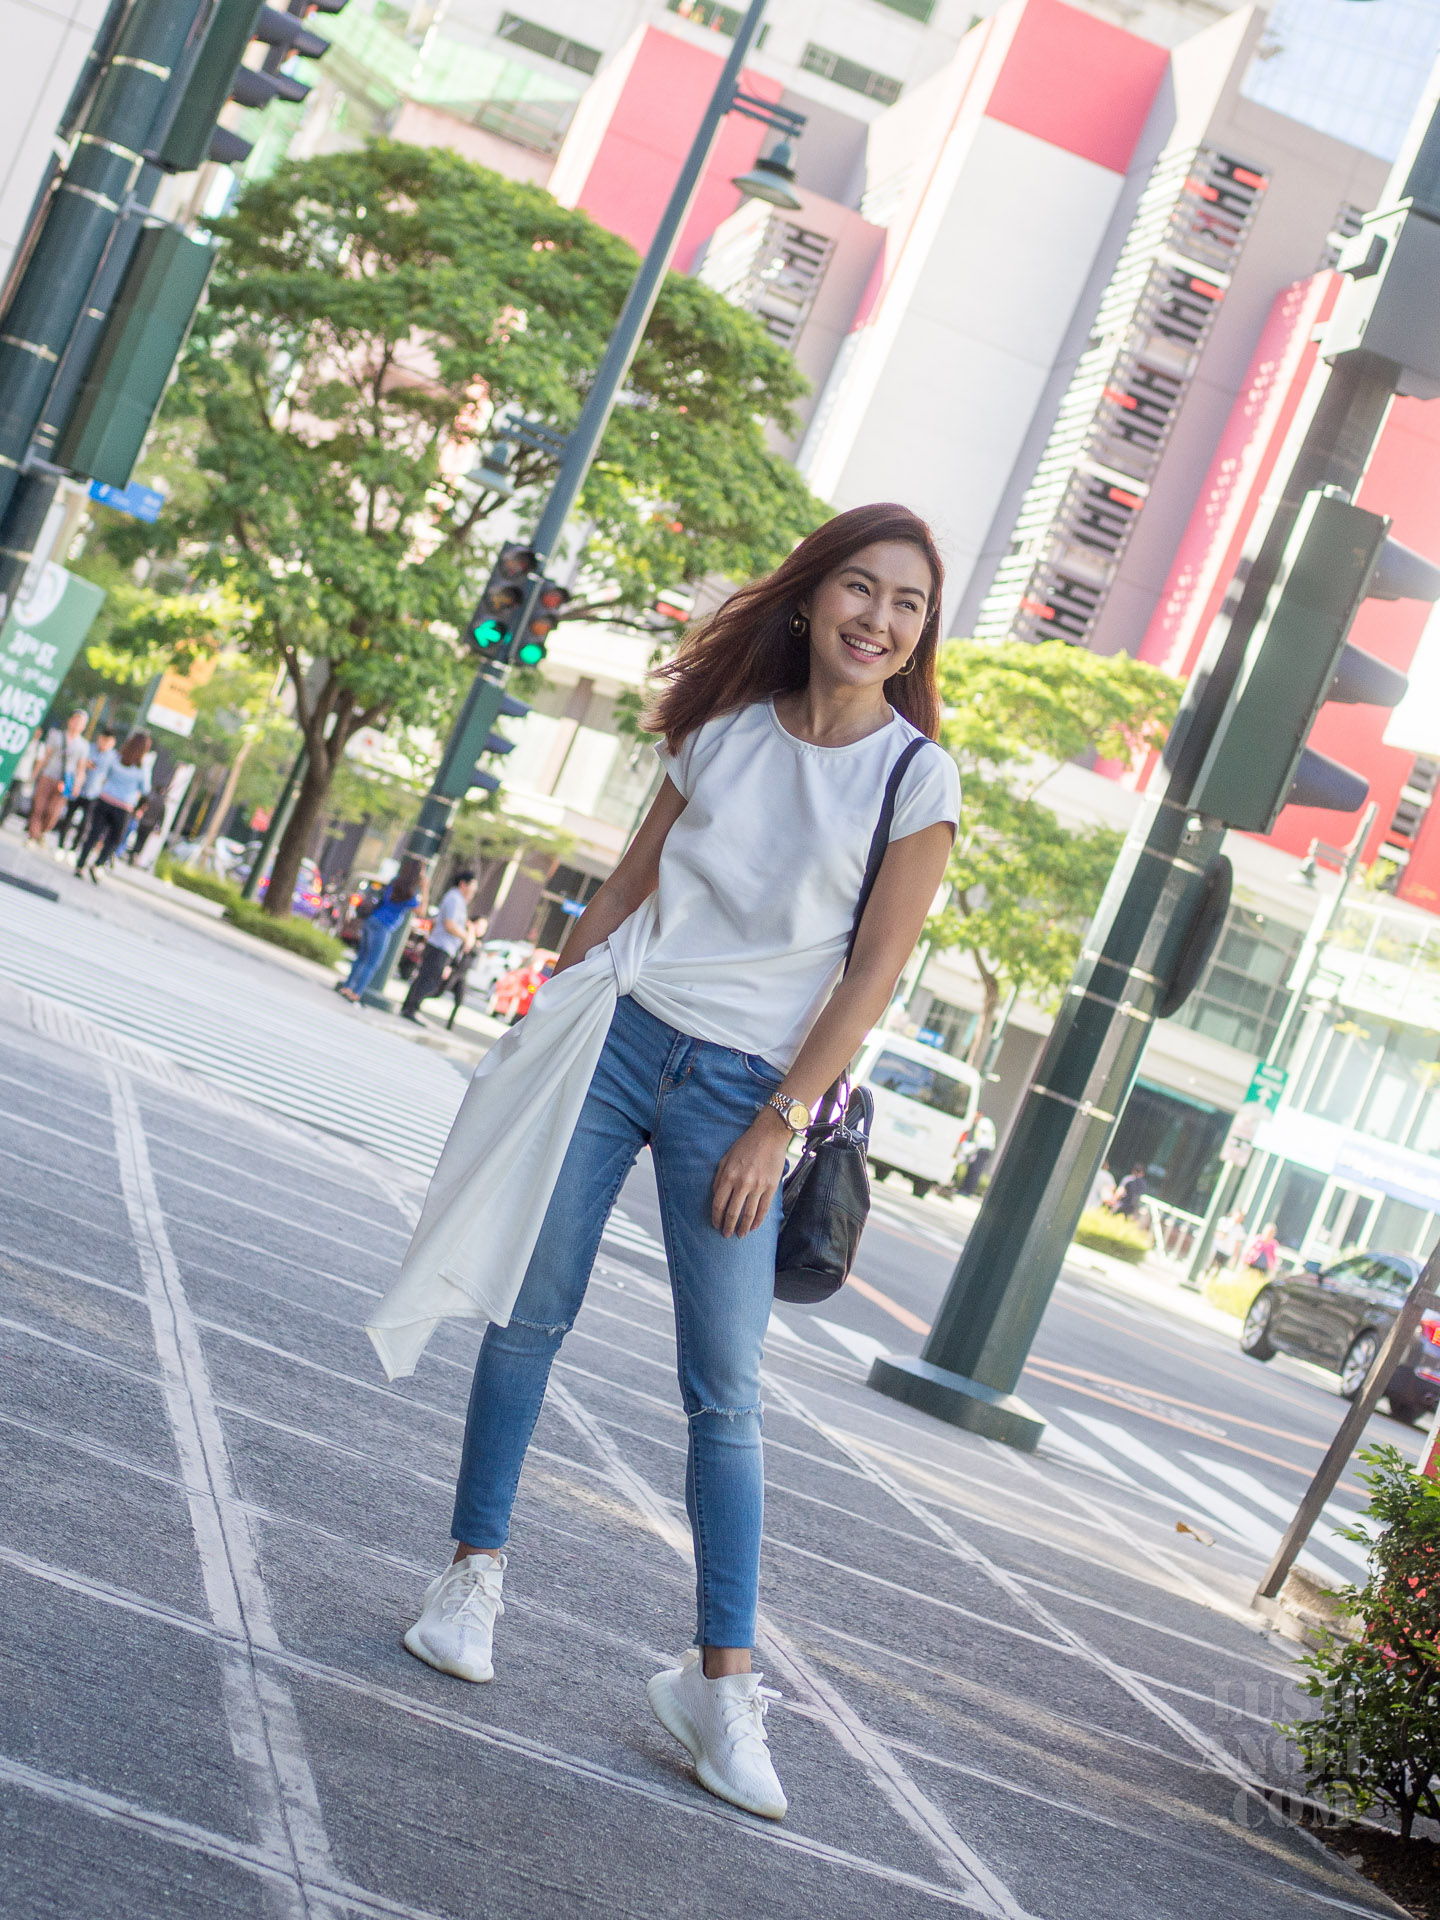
853, 1029, 981, 1199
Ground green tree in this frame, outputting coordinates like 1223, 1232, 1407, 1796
98, 140, 823, 919
925, 640, 1180, 1064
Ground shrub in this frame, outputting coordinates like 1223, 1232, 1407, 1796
224, 900, 346, 966
1072, 1206, 1151, 1263
156, 856, 241, 908
1285, 1445, 1440, 1841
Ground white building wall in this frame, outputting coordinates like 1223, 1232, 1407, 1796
0, 0, 109, 289
800, 114, 1128, 622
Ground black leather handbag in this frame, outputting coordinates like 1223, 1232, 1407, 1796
774, 737, 929, 1305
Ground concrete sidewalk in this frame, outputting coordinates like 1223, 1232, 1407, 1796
0, 976, 1406, 1920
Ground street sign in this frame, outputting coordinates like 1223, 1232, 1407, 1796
1245, 1062, 1288, 1112
89, 478, 164, 522
0, 564, 106, 798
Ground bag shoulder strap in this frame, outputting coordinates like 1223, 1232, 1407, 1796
842, 735, 932, 972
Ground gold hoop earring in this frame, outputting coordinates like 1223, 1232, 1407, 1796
788, 610, 809, 639
896, 655, 917, 677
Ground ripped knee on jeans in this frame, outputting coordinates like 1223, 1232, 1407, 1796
506, 1313, 573, 1338
687, 1400, 761, 1423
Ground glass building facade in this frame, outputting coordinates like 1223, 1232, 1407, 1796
1242, 0, 1440, 160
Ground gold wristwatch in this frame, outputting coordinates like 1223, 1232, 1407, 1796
765, 1091, 812, 1134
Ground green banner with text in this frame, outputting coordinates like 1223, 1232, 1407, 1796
0, 566, 106, 798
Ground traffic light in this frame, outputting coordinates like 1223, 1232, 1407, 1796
1189, 488, 1440, 833
433, 677, 532, 801
512, 577, 568, 666
156, 0, 341, 174
467, 543, 536, 655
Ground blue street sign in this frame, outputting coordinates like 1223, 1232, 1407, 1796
89, 478, 164, 523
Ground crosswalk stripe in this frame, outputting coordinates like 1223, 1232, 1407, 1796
0, 881, 463, 1174
811, 1317, 890, 1369
1181, 1453, 1369, 1575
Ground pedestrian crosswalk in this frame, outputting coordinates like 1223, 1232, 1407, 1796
794, 1315, 1369, 1588
0, 877, 466, 1173
602, 1208, 668, 1262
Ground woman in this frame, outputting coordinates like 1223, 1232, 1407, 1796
366, 503, 960, 1820
339, 857, 427, 1002
74, 732, 151, 881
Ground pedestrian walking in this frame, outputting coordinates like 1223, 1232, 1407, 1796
58, 728, 116, 850
27, 710, 91, 845
367, 503, 960, 1821
399, 871, 477, 1022
1209, 1206, 1246, 1276
1244, 1220, 1280, 1278
1108, 1163, 1148, 1217
73, 732, 151, 881
959, 1112, 996, 1195
339, 857, 427, 1003
126, 770, 171, 866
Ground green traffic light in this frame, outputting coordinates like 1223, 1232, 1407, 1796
472, 619, 505, 648
517, 641, 546, 664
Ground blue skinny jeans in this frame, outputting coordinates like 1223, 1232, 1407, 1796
345, 917, 391, 996
450, 993, 784, 1648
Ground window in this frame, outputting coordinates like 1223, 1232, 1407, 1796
1167, 904, 1301, 1056
530, 863, 601, 952
914, 998, 977, 1059
868, 1050, 970, 1118
800, 44, 903, 104
497, 12, 601, 75
874, 0, 934, 18
666, 0, 742, 31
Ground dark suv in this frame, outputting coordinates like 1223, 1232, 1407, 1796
1240, 1250, 1440, 1424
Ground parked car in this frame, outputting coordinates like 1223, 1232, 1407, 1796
1240, 1249, 1440, 1424
489, 950, 558, 1023
853, 1028, 981, 1200
467, 939, 531, 997
233, 855, 333, 921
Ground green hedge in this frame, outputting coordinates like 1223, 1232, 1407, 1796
224, 899, 346, 966
156, 857, 241, 908
1072, 1206, 1152, 1264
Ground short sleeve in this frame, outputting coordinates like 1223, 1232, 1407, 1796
891, 742, 960, 840
653, 724, 707, 800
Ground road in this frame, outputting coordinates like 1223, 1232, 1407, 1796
0, 837, 1408, 1918
607, 1166, 1404, 1598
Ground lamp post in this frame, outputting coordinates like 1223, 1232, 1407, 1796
369, 0, 803, 1008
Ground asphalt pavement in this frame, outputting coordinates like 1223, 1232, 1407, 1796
0, 838, 1421, 1919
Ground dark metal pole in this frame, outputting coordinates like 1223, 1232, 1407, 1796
395, 0, 770, 891
871, 333, 1403, 1447
240, 744, 307, 901
0, 0, 209, 613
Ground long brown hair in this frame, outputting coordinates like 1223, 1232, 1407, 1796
118, 730, 151, 767
648, 503, 945, 752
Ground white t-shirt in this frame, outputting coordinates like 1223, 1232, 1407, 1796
630, 698, 960, 1069
429, 886, 469, 957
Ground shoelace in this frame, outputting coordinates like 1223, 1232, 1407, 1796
720, 1684, 781, 1754
442, 1566, 504, 1625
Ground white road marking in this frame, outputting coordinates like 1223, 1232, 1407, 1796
811, 1316, 891, 1369
1065, 1411, 1280, 1553
107, 1065, 339, 1920
1181, 1454, 1370, 1577
546, 1377, 1029, 1920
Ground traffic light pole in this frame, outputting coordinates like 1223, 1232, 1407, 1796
397, 0, 772, 882
0, 0, 209, 610
870, 130, 1434, 1445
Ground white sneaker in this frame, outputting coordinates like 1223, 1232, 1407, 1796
647, 1649, 787, 1819
403, 1552, 506, 1683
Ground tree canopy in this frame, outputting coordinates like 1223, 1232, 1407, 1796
925, 640, 1180, 1064
99, 139, 825, 915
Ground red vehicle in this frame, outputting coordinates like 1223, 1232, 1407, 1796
488, 950, 558, 1023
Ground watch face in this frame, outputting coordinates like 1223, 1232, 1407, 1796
786, 1101, 810, 1131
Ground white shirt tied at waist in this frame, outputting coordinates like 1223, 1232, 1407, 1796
365, 899, 656, 1380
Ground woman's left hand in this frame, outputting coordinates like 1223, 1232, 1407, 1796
711, 1113, 790, 1238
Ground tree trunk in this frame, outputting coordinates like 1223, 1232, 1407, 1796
196, 738, 252, 864
264, 747, 333, 918
967, 959, 1000, 1070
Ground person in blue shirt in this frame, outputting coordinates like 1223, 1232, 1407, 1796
59, 727, 115, 850
339, 857, 427, 1002
74, 731, 151, 882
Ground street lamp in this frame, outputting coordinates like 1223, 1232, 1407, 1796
372, 0, 802, 1003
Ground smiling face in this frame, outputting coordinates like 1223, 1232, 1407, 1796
800, 540, 932, 693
